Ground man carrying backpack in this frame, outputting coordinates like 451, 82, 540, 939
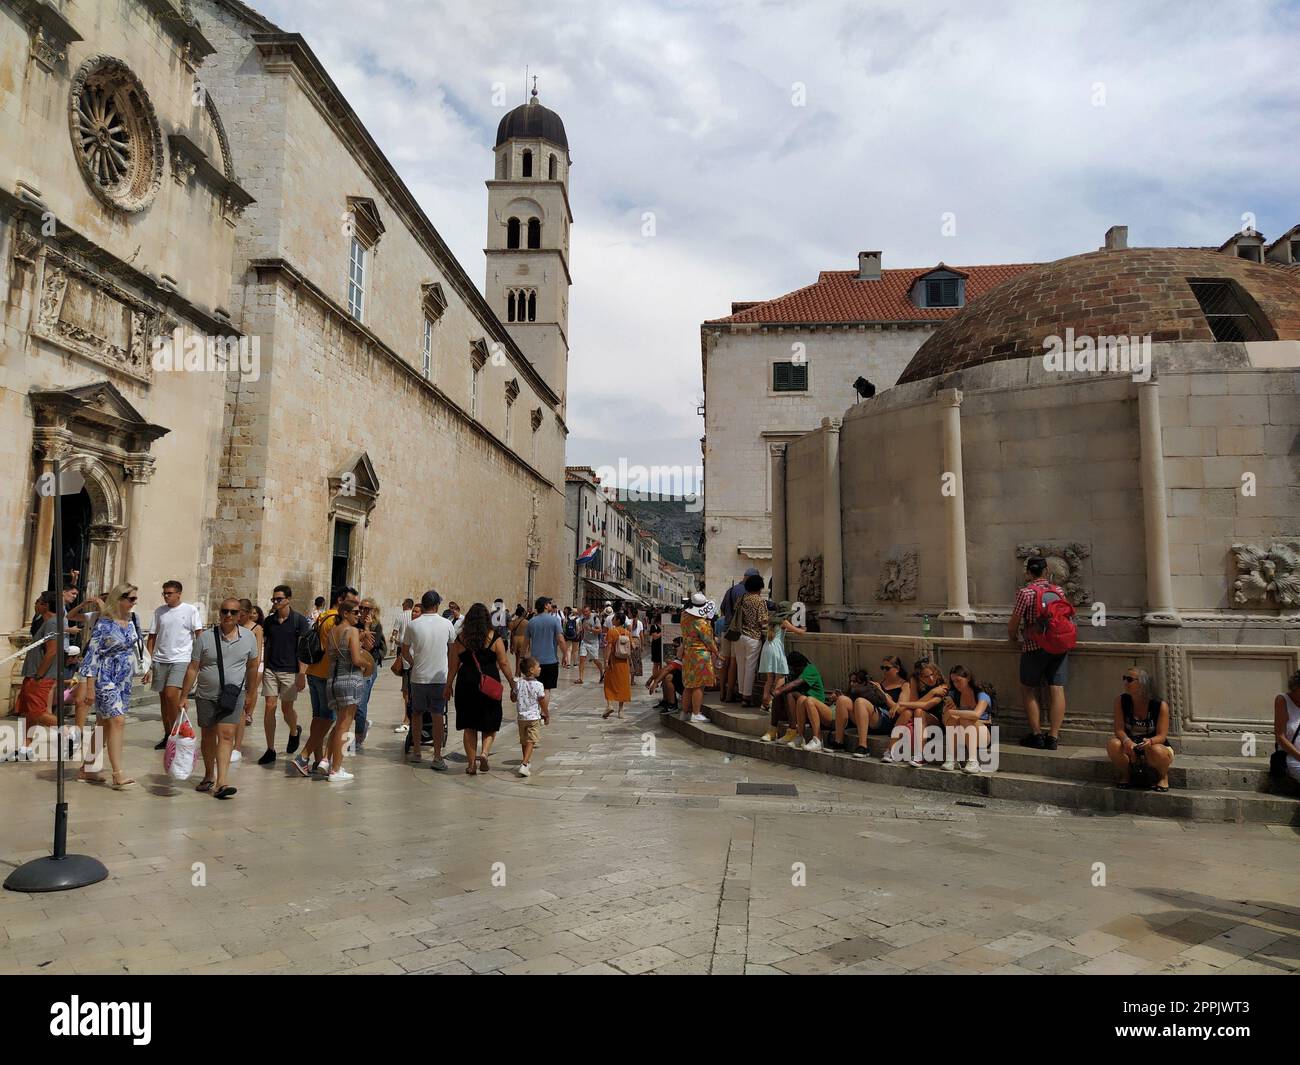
1008, 556, 1077, 750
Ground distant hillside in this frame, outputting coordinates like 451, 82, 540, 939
622, 497, 703, 570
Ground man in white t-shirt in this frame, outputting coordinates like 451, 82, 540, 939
144, 579, 203, 748
401, 589, 455, 770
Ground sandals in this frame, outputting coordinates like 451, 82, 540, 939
214, 786, 237, 800
78, 769, 105, 784
111, 774, 136, 790
602, 708, 613, 719
195, 779, 214, 792
478, 755, 490, 773
465, 764, 477, 775
1149, 784, 1169, 793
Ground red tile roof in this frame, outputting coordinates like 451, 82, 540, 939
706, 263, 1038, 326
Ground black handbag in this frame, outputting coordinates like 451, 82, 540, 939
1270, 720, 1300, 780
212, 625, 244, 718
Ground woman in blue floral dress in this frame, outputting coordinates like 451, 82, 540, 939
77, 581, 143, 788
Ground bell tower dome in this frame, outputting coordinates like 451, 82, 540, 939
486, 82, 572, 412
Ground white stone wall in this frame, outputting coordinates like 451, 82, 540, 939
702, 323, 934, 597
782, 345, 1300, 645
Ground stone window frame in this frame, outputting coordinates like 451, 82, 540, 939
469, 338, 489, 418
770, 359, 809, 394
419, 282, 445, 379
344, 197, 384, 322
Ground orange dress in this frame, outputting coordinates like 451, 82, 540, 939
603, 626, 632, 703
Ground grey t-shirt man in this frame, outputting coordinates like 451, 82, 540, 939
23, 616, 58, 679
190, 625, 258, 700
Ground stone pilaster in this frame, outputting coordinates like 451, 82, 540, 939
1137, 381, 1182, 637
937, 388, 975, 637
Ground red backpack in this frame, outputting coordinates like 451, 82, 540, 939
1033, 583, 1077, 655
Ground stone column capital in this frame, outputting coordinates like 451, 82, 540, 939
820, 416, 841, 433
123, 457, 157, 485
32, 427, 73, 461
936, 388, 963, 409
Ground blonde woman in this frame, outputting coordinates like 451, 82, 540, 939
76, 581, 144, 789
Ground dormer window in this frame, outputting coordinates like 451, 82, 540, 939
912, 266, 966, 309
925, 278, 960, 306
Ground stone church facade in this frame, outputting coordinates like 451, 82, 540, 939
0, 0, 572, 695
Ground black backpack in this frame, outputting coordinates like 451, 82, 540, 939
297, 612, 326, 666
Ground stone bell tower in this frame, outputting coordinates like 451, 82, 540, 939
485, 80, 572, 412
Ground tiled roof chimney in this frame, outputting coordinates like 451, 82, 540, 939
1104, 225, 1128, 251
857, 251, 882, 281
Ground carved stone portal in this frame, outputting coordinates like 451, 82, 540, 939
798, 555, 823, 605
1015, 542, 1091, 606
875, 548, 918, 602
1231, 542, 1300, 608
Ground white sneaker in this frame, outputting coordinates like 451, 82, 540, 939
393, 723, 409, 733
962, 758, 981, 773
805, 737, 823, 752
314, 758, 330, 775
908, 755, 923, 767
690, 713, 708, 723
328, 768, 353, 783
230, 750, 242, 765
517, 763, 530, 777
941, 759, 957, 772
16, 746, 35, 762
792, 736, 806, 749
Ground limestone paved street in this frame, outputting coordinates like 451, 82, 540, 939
1, 667, 1297, 975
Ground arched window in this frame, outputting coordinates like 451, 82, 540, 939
521, 149, 532, 177
528, 290, 536, 322
548, 154, 557, 180
527, 217, 541, 249
507, 291, 517, 322
506, 216, 520, 249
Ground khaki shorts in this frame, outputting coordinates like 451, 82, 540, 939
261, 670, 301, 700
517, 718, 541, 747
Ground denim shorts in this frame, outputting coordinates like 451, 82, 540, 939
1019, 649, 1068, 687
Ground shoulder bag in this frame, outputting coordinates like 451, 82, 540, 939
212, 626, 244, 718
1271, 718, 1300, 780
468, 638, 504, 701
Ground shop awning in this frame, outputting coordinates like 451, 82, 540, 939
584, 578, 628, 601
610, 583, 647, 604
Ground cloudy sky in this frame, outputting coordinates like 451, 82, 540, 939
255, 0, 1298, 488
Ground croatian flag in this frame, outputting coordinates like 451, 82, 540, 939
576, 542, 600, 566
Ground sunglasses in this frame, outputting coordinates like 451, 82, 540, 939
1122, 675, 1139, 683
270, 597, 287, 604
219, 608, 240, 616
123, 595, 138, 602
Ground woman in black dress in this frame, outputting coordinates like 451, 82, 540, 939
444, 602, 516, 775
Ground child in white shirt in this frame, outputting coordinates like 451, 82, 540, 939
514, 657, 549, 777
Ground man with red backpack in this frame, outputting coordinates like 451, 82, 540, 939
1008, 556, 1077, 750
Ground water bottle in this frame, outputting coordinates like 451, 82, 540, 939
921, 614, 932, 637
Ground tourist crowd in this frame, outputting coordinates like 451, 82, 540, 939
9, 556, 1300, 799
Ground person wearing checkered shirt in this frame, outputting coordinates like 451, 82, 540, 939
1008, 556, 1069, 750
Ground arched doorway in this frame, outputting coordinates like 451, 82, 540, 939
47, 487, 92, 599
